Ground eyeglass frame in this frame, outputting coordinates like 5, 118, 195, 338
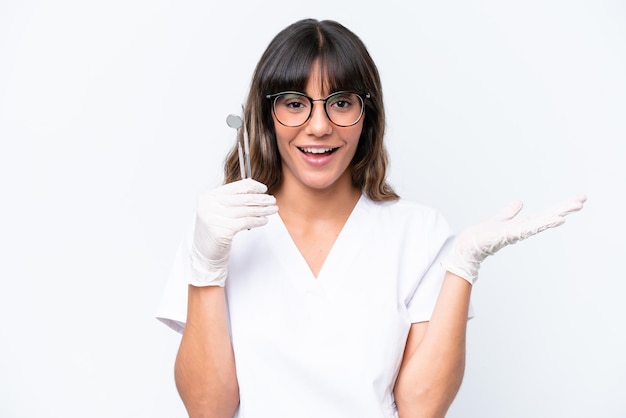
266, 90, 371, 128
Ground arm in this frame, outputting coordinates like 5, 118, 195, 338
176, 286, 239, 417
174, 179, 278, 417
395, 194, 586, 417
394, 273, 471, 418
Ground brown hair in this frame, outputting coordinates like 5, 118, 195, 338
224, 19, 399, 201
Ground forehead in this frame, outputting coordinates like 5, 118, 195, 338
303, 62, 329, 96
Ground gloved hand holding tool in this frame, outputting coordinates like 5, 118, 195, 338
189, 179, 278, 287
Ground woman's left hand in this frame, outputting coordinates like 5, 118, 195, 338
441, 194, 587, 285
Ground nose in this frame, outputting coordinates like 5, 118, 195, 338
305, 101, 332, 137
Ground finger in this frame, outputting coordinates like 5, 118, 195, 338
231, 215, 273, 232
493, 200, 524, 221
542, 194, 587, 218
213, 192, 277, 207
224, 204, 279, 219
559, 194, 587, 216
216, 178, 269, 195
514, 215, 566, 240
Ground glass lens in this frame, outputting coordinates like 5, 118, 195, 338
273, 93, 311, 127
325, 92, 364, 127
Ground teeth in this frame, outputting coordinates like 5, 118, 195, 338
300, 147, 335, 154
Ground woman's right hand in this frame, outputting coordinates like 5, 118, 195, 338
189, 178, 278, 287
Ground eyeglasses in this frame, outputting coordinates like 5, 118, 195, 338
266, 91, 370, 127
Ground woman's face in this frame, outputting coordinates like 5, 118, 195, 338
272, 63, 364, 194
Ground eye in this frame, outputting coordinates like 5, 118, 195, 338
327, 93, 357, 112
277, 94, 309, 112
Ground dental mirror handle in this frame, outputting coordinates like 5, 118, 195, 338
226, 114, 247, 179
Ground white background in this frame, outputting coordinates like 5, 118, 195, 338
1, 1, 624, 417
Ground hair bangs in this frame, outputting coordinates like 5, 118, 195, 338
259, 36, 319, 95
316, 45, 368, 96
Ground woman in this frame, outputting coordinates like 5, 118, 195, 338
156, 19, 585, 418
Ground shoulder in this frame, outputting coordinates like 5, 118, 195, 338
361, 196, 448, 228
360, 196, 454, 250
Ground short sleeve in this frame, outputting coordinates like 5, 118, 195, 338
155, 220, 194, 334
405, 210, 474, 323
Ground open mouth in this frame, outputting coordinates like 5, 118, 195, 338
298, 146, 338, 156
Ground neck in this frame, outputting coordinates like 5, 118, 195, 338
274, 173, 361, 221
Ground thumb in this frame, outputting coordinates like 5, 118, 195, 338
492, 199, 524, 221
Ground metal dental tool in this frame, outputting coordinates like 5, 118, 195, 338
226, 112, 251, 179
241, 105, 252, 179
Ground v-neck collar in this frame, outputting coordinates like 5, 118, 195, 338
266, 194, 373, 289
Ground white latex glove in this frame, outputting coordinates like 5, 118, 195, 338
441, 194, 587, 285
189, 178, 278, 287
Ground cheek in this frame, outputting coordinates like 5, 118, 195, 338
273, 126, 295, 157
347, 125, 365, 160
346, 124, 364, 147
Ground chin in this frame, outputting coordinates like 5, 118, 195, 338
300, 174, 351, 192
